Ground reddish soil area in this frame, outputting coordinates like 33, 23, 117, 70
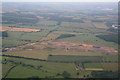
1, 26, 41, 32
39, 40, 118, 53
5, 40, 118, 53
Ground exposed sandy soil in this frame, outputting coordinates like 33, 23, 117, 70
93, 23, 108, 28
1, 26, 41, 32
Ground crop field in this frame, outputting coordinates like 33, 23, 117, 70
85, 68, 104, 71
58, 23, 97, 33
2, 38, 26, 48
2, 49, 105, 60
47, 55, 103, 63
60, 22, 96, 30
50, 52, 105, 56
1, 27, 41, 32
7, 31, 49, 40
61, 22, 81, 27
3, 50, 49, 60
93, 23, 108, 29
101, 63, 118, 71
2, 31, 49, 48
21, 25, 57, 30
102, 55, 118, 62
36, 20, 58, 26
84, 63, 103, 69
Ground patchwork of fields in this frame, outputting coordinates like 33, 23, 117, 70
1, 2, 118, 78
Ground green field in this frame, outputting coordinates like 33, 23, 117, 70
2, 56, 79, 78
103, 55, 118, 62
2, 50, 105, 60
2, 31, 50, 48
47, 55, 103, 63
101, 63, 118, 72
84, 63, 102, 68
2, 38, 26, 48
36, 20, 58, 26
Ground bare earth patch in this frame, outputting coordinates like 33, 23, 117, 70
1, 26, 41, 32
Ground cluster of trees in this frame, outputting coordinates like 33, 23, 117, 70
56, 34, 76, 40
2, 31, 8, 37
96, 34, 118, 44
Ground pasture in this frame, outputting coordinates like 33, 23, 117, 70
47, 55, 103, 63
36, 20, 58, 26
2, 49, 105, 60
2, 56, 78, 78
84, 63, 102, 68
2, 38, 26, 48
2, 31, 49, 48
101, 63, 118, 71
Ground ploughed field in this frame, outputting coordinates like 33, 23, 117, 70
1, 26, 41, 32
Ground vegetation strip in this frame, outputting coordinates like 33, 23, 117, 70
1, 55, 46, 61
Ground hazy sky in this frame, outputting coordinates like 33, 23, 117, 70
2, 0, 119, 2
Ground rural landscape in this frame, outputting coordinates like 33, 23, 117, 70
1, 2, 119, 78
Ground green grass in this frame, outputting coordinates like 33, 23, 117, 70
7, 31, 49, 41
103, 55, 118, 62
3, 56, 78, 78
2, 63, 15, 78
102, 63, 118, 71
6, 65, 55, 78
2, 50, 105, 60
2, 38, 26, 48
60, 22, 95, 28
2, 50, 49, 60
84, 63, 102, 68
47, 55, 103, 63
36, 20, 58, 26
2, 31, 50, 48
2, 54, 118, 78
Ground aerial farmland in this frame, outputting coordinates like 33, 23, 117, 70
1, 2, 118, 79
